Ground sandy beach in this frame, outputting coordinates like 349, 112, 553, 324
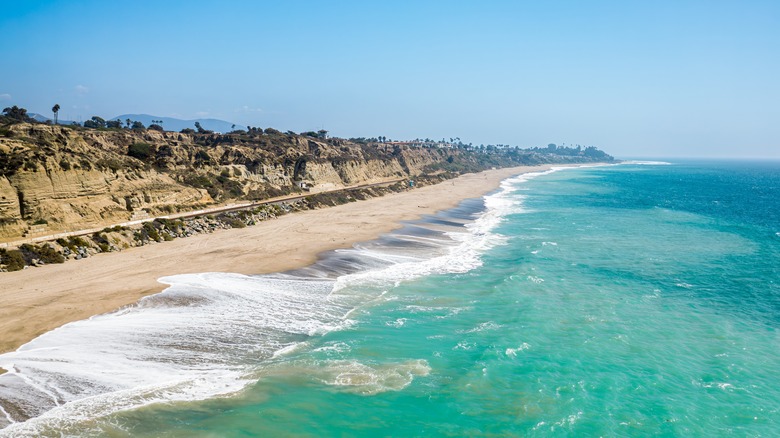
0, 165, 553, 354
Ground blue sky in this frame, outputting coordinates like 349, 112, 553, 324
1, 0, 778, 158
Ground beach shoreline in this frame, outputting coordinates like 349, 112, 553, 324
0, 165, 556, 355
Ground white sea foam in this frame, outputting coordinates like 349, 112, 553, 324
312, 342, 352, 354
505, 343, 531, 357
327, 166, 568, 298
554, 411, 584, 428
454, 341, 477, 351
328, 185, 520, 296
386, 318, 407, 328
0, 273, 350, 435
459, 321, 503, 334
266, 359, 430, 395
0, 165, 560, 434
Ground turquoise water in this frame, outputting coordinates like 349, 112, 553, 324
2, 161, 779, 436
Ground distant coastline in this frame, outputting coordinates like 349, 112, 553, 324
1, 113, 613, 271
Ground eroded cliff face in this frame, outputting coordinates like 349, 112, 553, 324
0, 124, 450, 240
7, 168, 210, 229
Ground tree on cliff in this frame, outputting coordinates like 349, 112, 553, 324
2, 105, 34, 123
194, 121, 212, 134
83, 116, 106, 129
52, 104, 60, 125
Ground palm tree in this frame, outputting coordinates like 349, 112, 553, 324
126, 118, 131, 128
52, 104, 60, 125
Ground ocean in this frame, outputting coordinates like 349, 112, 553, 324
1, 161, 778, 436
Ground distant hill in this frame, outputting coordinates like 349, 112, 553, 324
111, 114, 246, 133
29, 113, 78, 126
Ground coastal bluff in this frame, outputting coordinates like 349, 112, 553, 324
0, 122, 612, 243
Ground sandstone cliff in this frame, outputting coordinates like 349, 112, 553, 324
0, 125, 451, 240
0, 122, 613, 241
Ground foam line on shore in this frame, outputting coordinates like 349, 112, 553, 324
0, 165, 586, 434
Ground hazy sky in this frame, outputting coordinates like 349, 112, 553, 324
2, 0, 778, 158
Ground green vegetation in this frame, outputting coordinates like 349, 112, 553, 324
194, 121, 213, 134
18, 243, 65, 264
183, 174, 213, 188
52, 104, 60, 125
194, 150, 211, 164
0, 151, 24, 176
1, 106, 34, 123
142, 221, 161, 241
102, 225, 128, 233
128, 142, 152, 161
91, 232, 111, 252
181, 170, 244, 200
83, 116, 106, 129
56, 236, 90, 252
0, 249, 25, 271
220, 215, 246, 229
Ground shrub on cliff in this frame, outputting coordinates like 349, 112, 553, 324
0, 249, 26, 271
220, 215, 246, 229
142, 221, 161, 241
0, 151, 25, 176
128, 143, 152, 161
1, 106, 34, 123
18, 243, 65, 265
91, 232, 111, 252
56, 236, 90, 252
183, 174, 213, 188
